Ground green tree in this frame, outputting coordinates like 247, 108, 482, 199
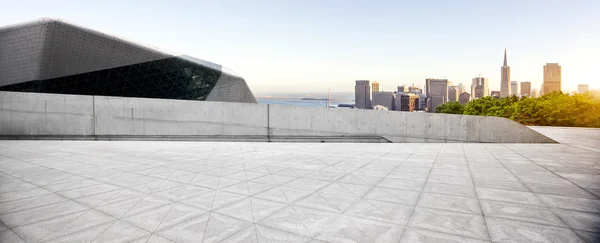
435, 101, 465, 114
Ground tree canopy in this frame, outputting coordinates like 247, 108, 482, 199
435, 91, 600, 128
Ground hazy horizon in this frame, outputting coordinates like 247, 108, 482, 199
3, 0, 599, 93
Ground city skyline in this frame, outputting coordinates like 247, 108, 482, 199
2, 1, 599, 93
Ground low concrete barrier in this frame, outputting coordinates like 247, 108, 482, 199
0, 91, 556, 143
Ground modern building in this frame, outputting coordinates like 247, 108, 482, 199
511, 81, 518, 96
578, 84, 589, 94
456, 83, 466, 95
372, 91, 395, 110
355, 80, 371, 109
531, 88, 538, 98
500, 49, 511, 97
491, 91, 501, 98
425, 78, 449, 112
543, 63, 561, 94
408, 85, 422, 94
0, 18, 257, 103
397, 85, 408, 93
471, 76, 489, 99
459, 92, 471, 105
521, 81, 531, 97
394, 93, 418, 112
372, 81, 380, 102
448, 86, 459, 102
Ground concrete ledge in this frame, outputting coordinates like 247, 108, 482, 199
0, 135, 391, 143
0, 91, 557, 143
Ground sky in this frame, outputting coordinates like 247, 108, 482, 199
2, 0, 599, 94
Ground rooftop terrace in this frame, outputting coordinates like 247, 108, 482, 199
0, 127, 599, 243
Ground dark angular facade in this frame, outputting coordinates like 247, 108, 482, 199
0, 18, 257, 103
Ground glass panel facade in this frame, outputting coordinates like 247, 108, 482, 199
0, 57, 221, 100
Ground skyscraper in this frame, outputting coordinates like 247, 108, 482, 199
501, 49, 511, 97
372, 81, 380, 102
355, 80, 371, 109
471, 76, 489, 99
578, 84, 589, 94
425, 78, 449, 112
373, 91, 394, 110
448, 86, 459, 102
459, 92, 470, 105
521, 82, 531, 97
543, 63, 561, 94
511, 81, 518, 96
397, 85, 408, 93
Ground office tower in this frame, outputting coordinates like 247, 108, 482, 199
521, 81, 531, 97
531, 88, 538, 98
372, 81, 380, 102
578, 84, 589, 94
456, 83, 466, 94
395, 93, 418, 111
373, 91, 394, 110
511, 81, 518, 96
543, 63, 561, 94
459, 92, 470, 105
471, 76, 489, 99
448, 86, 459, 102
397, 85, 408, 93
425, 78, 449, 112
418, 93, 427, 110
408, 84, 422, 94
355, 80, 371, 109
501, 49, 511, 97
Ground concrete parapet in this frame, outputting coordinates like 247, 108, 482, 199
0, 91, 556, 143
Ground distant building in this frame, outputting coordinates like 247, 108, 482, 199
409, 85, 422, 94
456, 83, 466, 94
491, 91, 501, 98
373, 91, 395, 110
448, 86, 459, 102
471, 76, 489, 99
521, 82, 531, 97
355, 80, 371, 109
395, 93, 418, 112
539, 83, 545, 96
531, 88, 538, 98
578, 84, 589, 94
459, 92, 471, 105
501, 49, 511, 97
511, 81, 518, 96
418, 93, 426, 111
397, 85, 408, 93
425, 78, 449, 112
372, 81, 380, 102
543, 63, 561, 94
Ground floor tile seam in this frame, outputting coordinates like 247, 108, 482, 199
482, 144, 586, 242
403, 225, 493, 242
462, 144, 494, 242
252, 222, 313, 241
483, 214, 572, 229
88, 218, 153, 243
147, 182, 205, 237
3, 228, 27, 243
396, 144, 439, 241
503, 144, 600, 200
5, 206, 90, 231
480, 197, 600, 215
199, 149, 227, 243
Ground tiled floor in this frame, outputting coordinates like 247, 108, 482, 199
1, 128, 599, 242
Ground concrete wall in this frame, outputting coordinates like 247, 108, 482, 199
0, 91, 556, 143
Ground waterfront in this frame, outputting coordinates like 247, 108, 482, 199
257, 98, 352, 107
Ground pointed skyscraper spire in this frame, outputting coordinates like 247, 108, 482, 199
503, 49, 507, 66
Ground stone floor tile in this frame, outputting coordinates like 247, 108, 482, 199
480, 200, 566, 227
364, 186, 421, 205
575, 230, 600, 243
202, 212, 253, 243
423, 182, 477, 198
552, 209, 600, 233
476, 188, 544, 206
473, 178, 529, 192
0, 230, 25, 243
417, 192, 482, 214
255, 224, 312, 242
400, 227, 491, 243
526, 182, 599, 199
486, 217, 585, 243
91, 220, 150, 243
344, 199, 414, 225
316, 214, 405, 242
538, 194, 600, 213
377, 178, 425, 191
427, 174, 473, 186
408, 207, 489, 240
156, 212, 210, 243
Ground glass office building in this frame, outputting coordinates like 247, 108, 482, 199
0, 18, 257, 103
